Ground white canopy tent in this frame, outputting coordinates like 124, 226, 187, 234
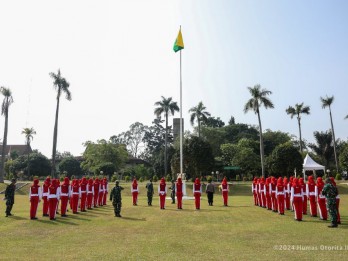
302, 154, 325, 180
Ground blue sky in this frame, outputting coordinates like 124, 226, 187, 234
0, 0, 347, 157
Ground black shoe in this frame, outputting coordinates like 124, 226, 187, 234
328, 224, 338, 228
31, 217, 38, 220
337, 221, 341, 224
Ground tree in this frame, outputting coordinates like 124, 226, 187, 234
50, 69, 71, 178
0, 87, 14, 183
154, 96, 179, 176
308, 131, 335, 168
320, 95, 339, 173
263, 130, 292, 156
339, 144, 348, 171
267, 142, 303, 177
9, 153, 51, 179
189, 101, 211, 138
285, 102, 310, 152
244, 84, 274, 177
58, 157, 82, 178
21, 127, 36, 178
228, 116, 235, 125
202, 116, 225, 128
81, 140, 128, 175
112, 122, 146, 157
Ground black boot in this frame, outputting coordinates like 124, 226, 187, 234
328, 222, 338, 228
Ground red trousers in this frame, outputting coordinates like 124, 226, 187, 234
277, 195, 284, 214
80, 193, 87, 211
93, 192, 99, 207
261, 193, 266, 208
317, 197, 327, 220
266, 192, 272, 210
222, 192, 228, 206
177, 192, 183, 209
285, 193, 291, 210
159, 194, 166, 209
253, 192, 258, 206
60, 196, 69, 216
98, 192, 104, 206
103, 192, 107, 205
72, 195, 79, 213
257, 192, 262, 206
42, 197, 49, 215
271, 193, 278, 211
308, 195, 317, 217
48, 198, 58, 219
30, 196, 39, 218
132, 192, 138, 205
302, 195, 307, 214
87, 193, 93, 209
194, 193, 201, 209
293, 196, 303, 221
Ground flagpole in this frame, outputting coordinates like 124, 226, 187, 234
180, 48, 183, 175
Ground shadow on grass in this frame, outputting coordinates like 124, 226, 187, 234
121, 216, 146, 221
7, 215, 26, 220
67, 214, 91, 222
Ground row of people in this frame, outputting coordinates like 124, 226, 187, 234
29, 177, 109, 220
252, 176, 340, 227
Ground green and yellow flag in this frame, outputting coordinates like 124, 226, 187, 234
173, 29, 184, 52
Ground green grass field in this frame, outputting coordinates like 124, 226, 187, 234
0, 181, 347, 261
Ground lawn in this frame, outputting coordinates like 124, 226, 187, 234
0, 181, 347, 261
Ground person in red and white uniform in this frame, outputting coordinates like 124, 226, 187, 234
276, 177, 285, 215
259, 177, 266, 208
316, 177, 327, 220
93, 178, 100, 208
299, 178, 307, 215
102, 177, 108, 205
306, 176, 317, 217
283, 177, 291, 210
193, 178, 202, 210
221, 177, 229, 206
80, 177, 88, 212
71, 179, 81, 214
269, 177, 277, 212
98, 178, 104, 207
60, 177, 71, 217
158, 178, 167, 209
256, 178, 262, 207
29, 178, 42, 220
264, 177, 272, 210
252, 177, 258, 206
288, 176, 294, 211
42, 177, 51, 217
131, 178, 139, 206
48, 179, 60, 220
175, 177, 183, 209
291, 178, 303, 221
87, 178, 94, 209
330, 177, 340, 224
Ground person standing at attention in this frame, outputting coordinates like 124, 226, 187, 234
110, 180, 124, 217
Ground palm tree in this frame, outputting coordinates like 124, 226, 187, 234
285, 103, 310, 152
244, 84, 274, 177
0, 87, 14, 183
189, 101, 211, 137
50, 69, 71, 178
154, 96, 179, 176
308, 131, 334, 169
320, 95, 338, 173
21, 127, 36, 178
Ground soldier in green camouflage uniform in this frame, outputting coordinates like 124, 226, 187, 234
145, 179, 154, 206
109, 180, 124, 217
322, 178, 338, 228
4, 179, 16, 217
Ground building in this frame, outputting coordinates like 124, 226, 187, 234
0, 144, 32, 159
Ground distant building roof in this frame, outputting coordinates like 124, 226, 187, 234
0, 144, 32, 157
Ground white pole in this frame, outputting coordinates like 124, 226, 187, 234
179, 48, 183, 175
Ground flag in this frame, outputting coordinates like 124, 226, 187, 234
173, 29, 184, 52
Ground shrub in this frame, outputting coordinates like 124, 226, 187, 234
243, 177, 248, 182
206, 176, 213, 182
124, 176, 130, 182
335, 173, 342, 180
153, 175, 158, 182
111, 175, 117, 182
165, 174, 172, 182
235, 175, 240, 181
139, 177, 144, 182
